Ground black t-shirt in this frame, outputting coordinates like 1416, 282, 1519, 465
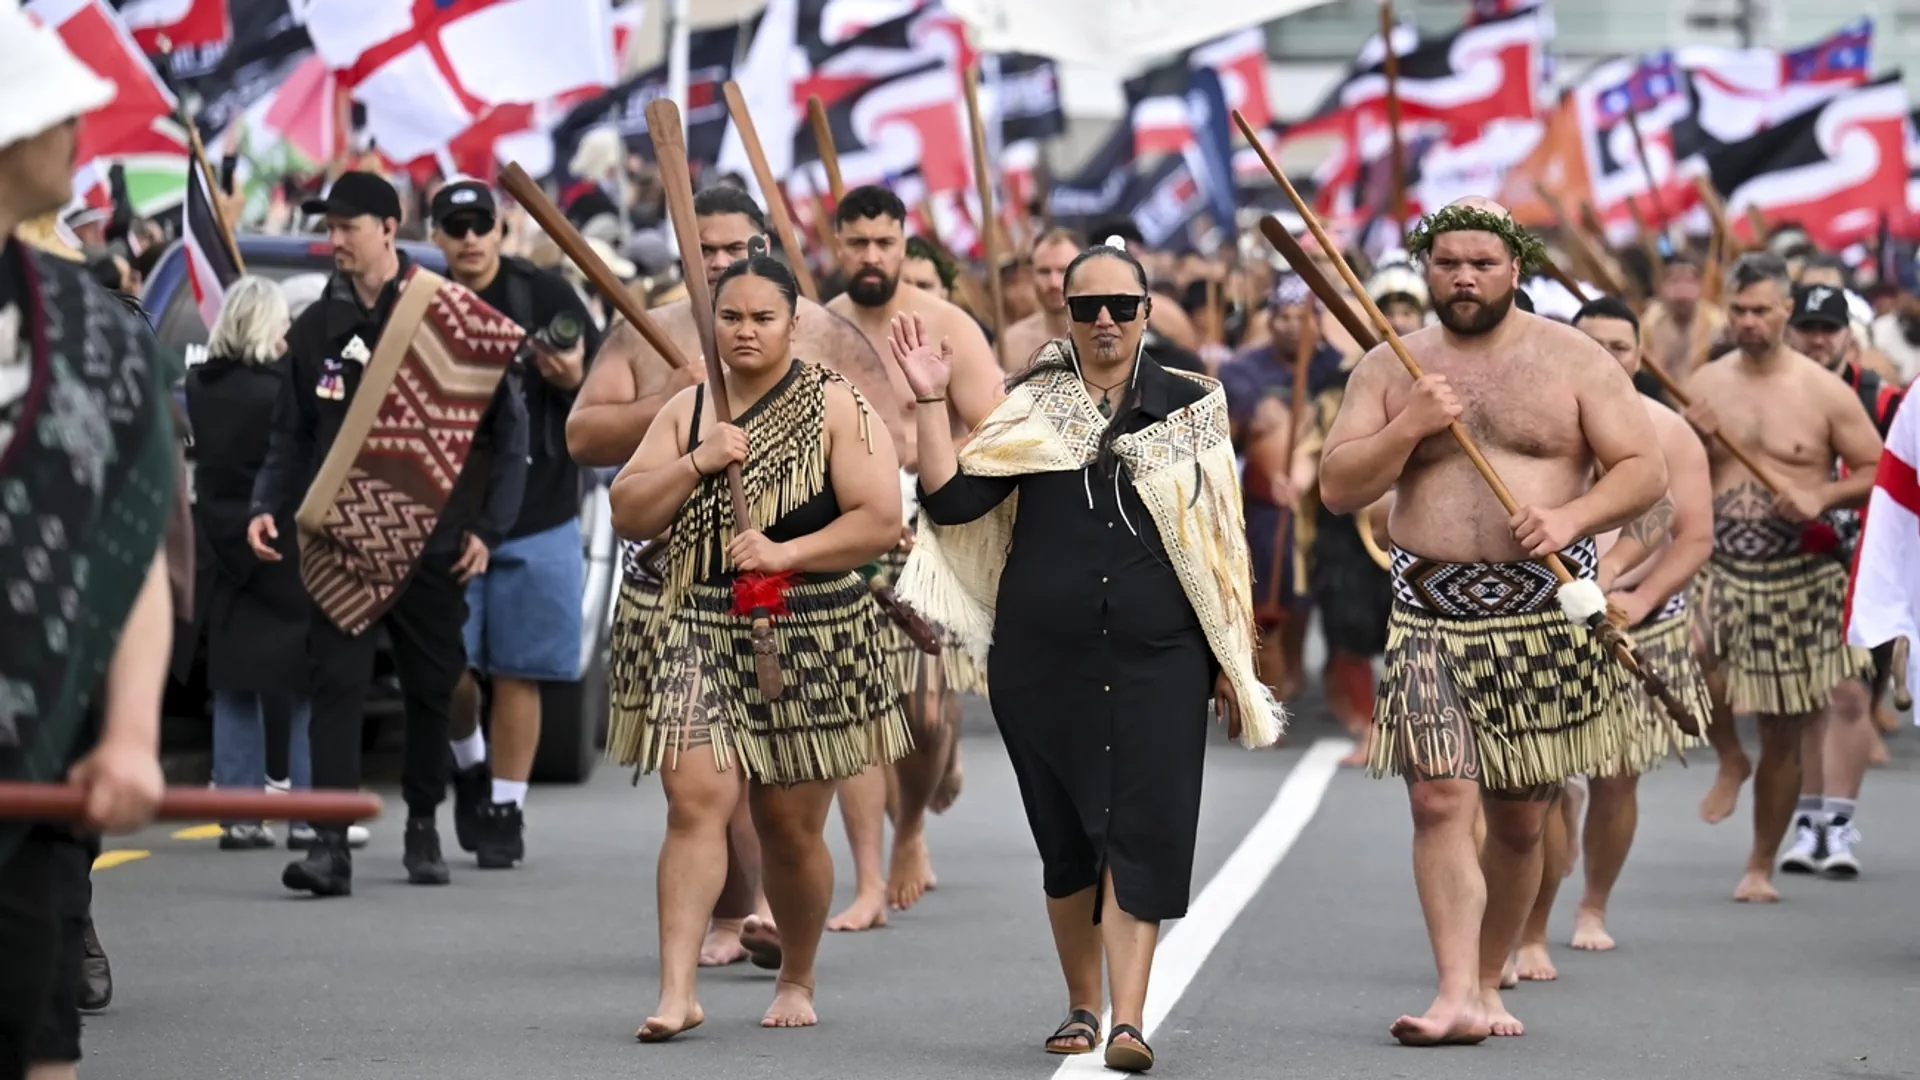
472, 257, 603, 540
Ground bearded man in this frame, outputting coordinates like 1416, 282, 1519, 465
1317, 197, 1666, 1044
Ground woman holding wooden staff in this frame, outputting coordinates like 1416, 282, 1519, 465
610, 249, 910, 1039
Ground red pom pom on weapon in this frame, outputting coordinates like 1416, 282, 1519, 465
732, 571, 796, 617
1800, 520, 1839, 555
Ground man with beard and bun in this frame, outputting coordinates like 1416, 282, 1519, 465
1317, 197, 1666, 1044
1000, 228, 1084, 372
824, 184, 1005, 928
1765, 283, 1904, 880
1683, 253, 1881, 904
1510, 295, 1715, 979
568, 185, 905, 968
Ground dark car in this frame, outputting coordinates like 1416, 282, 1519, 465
143, 234, 616, 783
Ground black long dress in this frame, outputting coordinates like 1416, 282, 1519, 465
919, 355, 1216, 923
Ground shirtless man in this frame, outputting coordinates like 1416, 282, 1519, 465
824, 184, 1006, 928
1511, 296, 1716, 979
1685, 254, 1882, 903
1318, 197, 1666, 1043
999, 228, 1084, 372
1639, 253, 1728, 382
568, 185, 903, 968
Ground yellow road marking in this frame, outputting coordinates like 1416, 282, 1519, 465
172, 824, 224, 840
92, 850, 150, 871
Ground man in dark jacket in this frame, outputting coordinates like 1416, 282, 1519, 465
246, 171, 528, 896
429, 179, 600, 869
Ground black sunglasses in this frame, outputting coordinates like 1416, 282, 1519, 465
1066, 293, 1146, 324
440, 214, 496, 239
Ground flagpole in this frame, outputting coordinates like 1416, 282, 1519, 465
666, 0, 691, 116
1379, 1, 1408, 234
963, 64, 1010, 372
1621, 101, 1670, 236
164, 51, 244, 276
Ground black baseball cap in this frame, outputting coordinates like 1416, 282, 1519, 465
1790, 283, 1849, 329
430, 179, 497, 226
301, 171, 402, 222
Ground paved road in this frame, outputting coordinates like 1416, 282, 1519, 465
79, 696, 1920, 1079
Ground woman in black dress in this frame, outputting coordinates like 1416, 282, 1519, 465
894, 243, 1283, 1074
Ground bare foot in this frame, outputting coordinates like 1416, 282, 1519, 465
699, 920, 748, 967
930, 744, 964, 815
1514, 942, 1557, 982
1868, 728, 1889, 767
1698, 759, 1751, 824
637, 1001, 705, 1043
1569, 906, 1615, 951
887, 832, 937, 911
761, 980, 818, 1028
1498, 955, 1518, 990
1733, 870, 1780, 903
826, 892, 888, 932
1482, 988, 1524, 1037
1338, 740, 1371, 768
1389, 994, 1490, 1047
741, 915, 783, 970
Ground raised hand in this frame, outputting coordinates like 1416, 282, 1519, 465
889, 312, 952, 400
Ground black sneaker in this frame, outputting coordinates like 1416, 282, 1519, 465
79, 918, 112, 1012
451, 764, 491, 854
403, 817, 451, 885
475, 802, 525, 869
282, 835, 353, 897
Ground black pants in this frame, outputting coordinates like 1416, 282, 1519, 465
308, 550, 467, 824
0, 828, 88, 1079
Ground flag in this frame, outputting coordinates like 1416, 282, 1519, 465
1499, 94, 1591, 226
984, 53, 1066, 147
1672, 19, 1875, 166
1706, 74, 1908, 250
114, 0, 231, 76
1184, 66, 1238, 237
1846, 397, 1920, 703
1047, 120, 1136, 222
28, 0, 178, 154
184, 158, 238, 330
550, 26, 740, 174
1125, 58, 1194, 158
942, 0, 1333, 65
1190, 28, 1272, 131
1321, 6, 1545, 138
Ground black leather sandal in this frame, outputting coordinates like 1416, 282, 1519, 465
1044, 1009, 1102, 1055
1105, 1024, 1154, 1072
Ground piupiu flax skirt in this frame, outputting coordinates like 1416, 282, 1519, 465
628, 571, 912, 786
1369, 541, 1636, 791
1698, 552, 1872, 716
1592, 592, 1714, 778
605, 553, 665, 768
874, 546, 986, 699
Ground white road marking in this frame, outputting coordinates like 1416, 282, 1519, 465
1053, 736, 1352, 1074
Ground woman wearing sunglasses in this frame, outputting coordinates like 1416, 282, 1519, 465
891, 241, 1284, 1073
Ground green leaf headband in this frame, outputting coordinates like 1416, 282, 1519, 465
1404, 205, 1548, 273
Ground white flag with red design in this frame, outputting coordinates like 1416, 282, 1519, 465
1846, 400, 1920, 705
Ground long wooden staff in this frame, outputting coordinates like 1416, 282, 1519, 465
963, 65, 1011, 372
723, 81, 821, 301
646, 98, 784, 700
806, 96, 847, 202
1623, 103, 1669, 233
1531, 182, 1631, 299
183, 121, 245, 273
497, 163, 693, 372
1379, 0, 1408, 229
1234, 109, 1700, 736
0, 784, 381, 822
1537, 260, 1786, 496
1257, 217, 1380, 350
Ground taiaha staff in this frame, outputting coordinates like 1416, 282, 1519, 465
1536, 259, 1787, 497
806, 95, 847, 202
1233, 108, 1701, 737
1530, 182, 1632, 300
0, 784, 382, 823
645, 98, 784, 700
962, 64, 1011, 373
497, 163, 694, 372
1379, 0, 1408, 230
723, 81, 822, 302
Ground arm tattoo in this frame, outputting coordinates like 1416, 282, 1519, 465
1622, 495, 1675, 549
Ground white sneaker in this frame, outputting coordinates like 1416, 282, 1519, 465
1778, 816, 1824, 874
347, 825, 371, 849
1820, 821, 1861, 877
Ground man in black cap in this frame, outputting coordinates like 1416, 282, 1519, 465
429, 179, 600, 869
247, 171, 529, 895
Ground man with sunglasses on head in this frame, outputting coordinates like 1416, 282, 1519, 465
821, 184, 1007, 931
428, 179, 601, 870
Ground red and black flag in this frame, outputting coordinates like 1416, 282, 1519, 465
184, 159, 239, 330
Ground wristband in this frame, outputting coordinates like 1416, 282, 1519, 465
916, 395, 947, 404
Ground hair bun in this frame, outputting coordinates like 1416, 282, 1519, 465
1102, 235, 1127, 252
746, 235, 770, 258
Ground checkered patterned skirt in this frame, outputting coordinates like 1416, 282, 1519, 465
1697, 549, 1872, 716
605, 540, 665, 768
625, 569, 912, 786
1594, 591, 1714, 778
1369, 539, 1637, 791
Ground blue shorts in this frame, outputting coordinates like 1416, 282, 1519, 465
463, 518, 585, 681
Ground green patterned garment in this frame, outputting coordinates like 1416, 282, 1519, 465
0, 241, 177, 847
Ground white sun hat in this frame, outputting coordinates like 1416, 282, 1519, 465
0, 2, 117, 153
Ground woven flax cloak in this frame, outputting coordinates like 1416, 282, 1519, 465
896, 344, 1286, 748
